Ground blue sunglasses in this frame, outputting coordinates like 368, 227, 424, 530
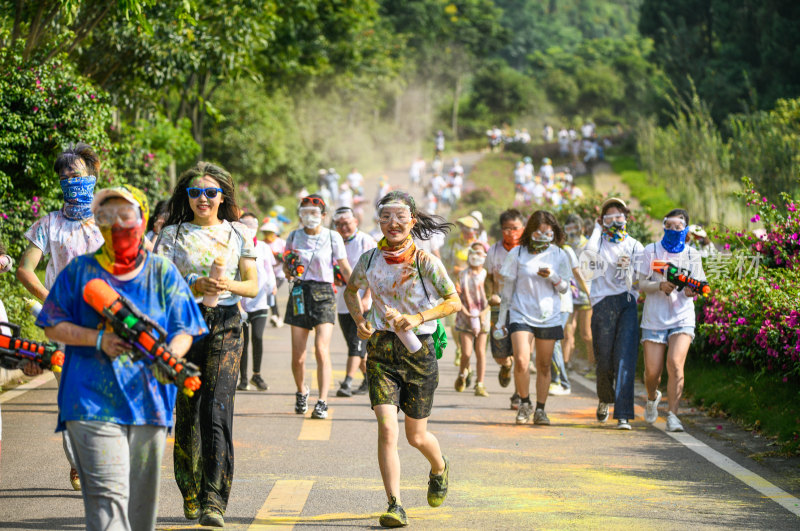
187, 187, 223, 199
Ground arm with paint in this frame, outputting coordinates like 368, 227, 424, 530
345, 255, 374, 339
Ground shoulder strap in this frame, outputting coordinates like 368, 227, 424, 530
367, 247, 378, 269
415, 250, 432, 302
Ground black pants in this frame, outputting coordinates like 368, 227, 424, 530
174, 304, 243, 514
241, 309, 268, 379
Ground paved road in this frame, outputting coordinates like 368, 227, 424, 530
2, 154, 799, 529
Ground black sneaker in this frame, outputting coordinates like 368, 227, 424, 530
427, 455, 449, 507
353, 379, 369, 395
596, 401, 610, 422
295, 386, 309, 414
336, 381, 353, 397
509, 392, 521, 410
311, 400, 328, 419
379, 496, 408, 527
236, 380, 250, 391
250, 374, 268, 391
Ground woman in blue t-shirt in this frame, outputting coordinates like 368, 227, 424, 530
37, 185, 207, 531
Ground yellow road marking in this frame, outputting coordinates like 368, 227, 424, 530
248, 479, 314, 530
298, 408, 334, 441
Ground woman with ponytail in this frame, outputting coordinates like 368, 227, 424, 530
344, 191, 460, 527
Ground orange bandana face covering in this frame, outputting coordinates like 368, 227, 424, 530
96, 223, 146, 275
378, 235, 416, 264
502, 229, 522, 251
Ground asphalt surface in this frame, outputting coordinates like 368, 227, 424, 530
1, 154, 799, 529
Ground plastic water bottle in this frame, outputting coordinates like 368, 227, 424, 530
492, 327, 508, 340
470, 309, 481, 335
202, 257, 226, 308
385, 306, 422, 353
24, 298, 42, 319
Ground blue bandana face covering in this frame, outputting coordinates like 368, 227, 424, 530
661, 227, 689, 253
60, 175, 97, 220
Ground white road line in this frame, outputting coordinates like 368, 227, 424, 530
0, 371, 54, 404
570, 372, 800, 517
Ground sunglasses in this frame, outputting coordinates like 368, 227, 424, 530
187, 187, 223, 199
300, 197, 325, 207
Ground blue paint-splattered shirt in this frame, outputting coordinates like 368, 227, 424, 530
36, 253, 208, 432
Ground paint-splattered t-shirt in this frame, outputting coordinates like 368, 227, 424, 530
335, 231, 377, 313
285, 228, 347, 284
156, 220, 256, 306
24, 210, 104, 290
36, 253, 208, 432
350, 248, 456, 335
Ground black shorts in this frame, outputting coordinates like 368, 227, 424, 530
338, 312, 366, 358
490, 308, 513, 358
284, 281, 336, 330
508, 322, 564, 340
366, 331, 438, 419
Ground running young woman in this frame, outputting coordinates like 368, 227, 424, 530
495, 211, 572, 426
639, 209, 706, 432
283, 195, 352, 419
486, 209, 525, 409
455, 242, 491, 397
583, 197, 644, 430
156, 162, 258, 527
344, 191, 459, 528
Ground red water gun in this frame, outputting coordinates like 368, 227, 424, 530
83, 279, 201, 396
652, 260, 710, 297
0, 323, 64, 373
283, 250, 305, 278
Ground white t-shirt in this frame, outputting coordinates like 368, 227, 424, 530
638, 242, 706, 330
266, 238, 286, 280
584, 224, 644, 306
336, 231, 377, 313
241, 240, 277, 313
156, 220, 256, 306
285, 228, 347, 284
501, 244, 572, 327
24, 210, 104, 290
347, 172, 364, 189
350, 249, 456, 335
560, 245, 580, 314
486, 242, 512, 294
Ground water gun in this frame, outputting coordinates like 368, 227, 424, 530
652, 260, 710, 297
283, 250, 305, 278
82, 279, 202, 396
0, 322, 64, 372
333, 263, 347, 286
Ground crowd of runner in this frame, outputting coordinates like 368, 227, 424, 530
0, 140, 714, 529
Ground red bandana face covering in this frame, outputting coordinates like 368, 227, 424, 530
96, 223, 146, 275
502, 229, 523, 251
378, 235, 416, 264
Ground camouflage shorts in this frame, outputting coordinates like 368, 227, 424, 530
366, 331, 439, 419
490, 308, 513, 358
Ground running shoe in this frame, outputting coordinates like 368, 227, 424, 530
596, 401, 610, 422
516, 402, 533, 424
498, 363, 512, 388
183, 498, 201, 520
528, 360, 537, 374
584, 368, 596, 380
70, 468, 81, 491
427, 456, 450, 507
548, 383, 571, 396
645, 389, 662, 424
454, 372, 467, 392
465, 369, 473, 389
336, 381, 353, 397
474, 382, 489, 397
379, 496, 408, 527
617, 419, 632, 430
199, 508, 224, 527
533, 408, 551, 425
295, 386, 309, 414
509, 392, 521, 410
353, 379, 369, 395
269, 315, 283, 328
311, 400, 328, 419
666, 412, 684, 432
250, 374, 269, 391
236, 380, 250, 391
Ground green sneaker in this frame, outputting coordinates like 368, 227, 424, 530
379, 496, 408, 527
198, 508, 224, 527
427, 455, 450, 507
584, 368, 597, 380
183, 497, 201, 520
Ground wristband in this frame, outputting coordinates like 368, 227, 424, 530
418, 312, 425, 324
185, 273, 200, 288
548, 273, 562, 285
96, 329, 105, 353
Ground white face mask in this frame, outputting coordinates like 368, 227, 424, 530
468, 254, 486, 267
300, 213, 322, 229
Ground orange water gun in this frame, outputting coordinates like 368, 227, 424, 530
283, 250, 305, 278
83, 279, 201, 396
652, 260, 710, 297
0, 323, 64, 372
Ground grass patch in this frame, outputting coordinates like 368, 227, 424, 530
608, 154, 679, 217
684, 358, 800, 454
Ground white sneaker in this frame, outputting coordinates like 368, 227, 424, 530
516, 402, 533, 424
645, 389, 662, 424
528, 360, 537, 374
666, 412, 684, 432
548, 383, 571, 396
616, 419, 632, 430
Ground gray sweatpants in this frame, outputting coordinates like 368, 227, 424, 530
66, 421, 167, 531
54, 370, 78, 469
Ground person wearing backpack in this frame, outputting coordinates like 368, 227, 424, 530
344, 191, 460, 528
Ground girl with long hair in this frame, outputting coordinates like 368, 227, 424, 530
344, 191, 460, 527
156, 161, 258, 527
495, 211, 573, 426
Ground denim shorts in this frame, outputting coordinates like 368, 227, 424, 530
640, 326, 695, 345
